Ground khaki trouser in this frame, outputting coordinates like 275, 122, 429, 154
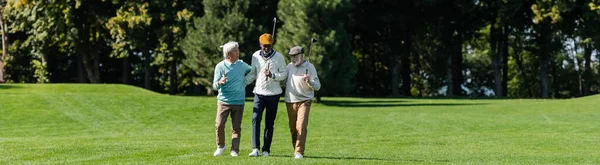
286, 100, 312, 155
215, 102, 244, 153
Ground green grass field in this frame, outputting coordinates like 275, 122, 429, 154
1, 84, 599, 164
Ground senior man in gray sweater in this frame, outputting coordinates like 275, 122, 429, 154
283, 46, 321, 159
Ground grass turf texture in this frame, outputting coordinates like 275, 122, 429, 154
1, 84, 599, 164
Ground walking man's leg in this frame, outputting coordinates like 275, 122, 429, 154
249, 95, 265, 156
295, 101, 312, 155
286, 103, 298, 148
262, 95, 280, 155
214, 103, 230, 156
230, 105, 244, 155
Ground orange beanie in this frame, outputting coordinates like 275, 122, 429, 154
259, 33, 274, 45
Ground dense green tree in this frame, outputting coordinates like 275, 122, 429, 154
277, 0, 355, 99
0, 1, 7, 83
105, 1, 154, 87
1, 0, 599, 98
4, 0, 117, 83
105, 0, 201, 94
181, 0, 257, 95
350, 1, 425, 97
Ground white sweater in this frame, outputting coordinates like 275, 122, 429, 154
284, 61, 321, 103
245, 50, 287, 96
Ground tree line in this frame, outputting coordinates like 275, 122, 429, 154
1, 0, 600, 98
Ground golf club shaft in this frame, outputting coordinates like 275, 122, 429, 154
272, 18, 277, 40
307, 38, 314, 62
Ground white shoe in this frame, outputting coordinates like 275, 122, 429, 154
294, 153, 303, 159
262, 151, 269, 157
248, 149, 260, 157
213, 147, 225, 156
230, 151, 238, 157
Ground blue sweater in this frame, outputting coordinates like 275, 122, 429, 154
213, 60, 252, 105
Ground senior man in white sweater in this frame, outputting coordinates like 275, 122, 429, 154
283, 46, 321, 159
244, 33, 287, 157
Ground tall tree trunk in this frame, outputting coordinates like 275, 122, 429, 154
514, 49, 533, 97
76, 9, 100, 83
400, 28, 412, 96
540, 55, 549, 98
447, 49, 454, 96
446, 29, 463, 96
582, 43, 592, 96
144, 50, 152, 89
550, 58, 559, 98
501, 25, 509, 97
372, 45, 379, 95
77, 55, 86, 83
414, 52, 423, 97
538, 24, 550, 98
400, 46, 411, 96
571, 38, 582, 96
490, 23, 502, 97
451, 33, 463, 96
80, 42, 100, 83
81, 55, 100, 83
0, 12, 7, 83
91, 42, 101, 82
169, 58, 177, 95
445, 24, 454, 96
390, 51, 399, 96
81, 47, 100, 83
0, 55, 4, 83
122, 56, 130, 84
512, 33, 532, 97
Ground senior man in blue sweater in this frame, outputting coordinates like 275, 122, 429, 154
212, 41, 251, 157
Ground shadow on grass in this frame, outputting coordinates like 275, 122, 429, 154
243, 98, 410, 104
320, 100, 487, 107
0, 84, 22, 90
270, 154, 450, 163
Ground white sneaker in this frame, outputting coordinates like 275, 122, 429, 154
213, 147, 225, 156
262, 151, 269, 157
248, 149, 260, 157
230, 151, 238, 157
294, 153, 303, 159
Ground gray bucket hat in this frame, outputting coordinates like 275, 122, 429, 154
288, 46, 304, 56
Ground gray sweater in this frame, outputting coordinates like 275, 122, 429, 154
284, 61, 321, 103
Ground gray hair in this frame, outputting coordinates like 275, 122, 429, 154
221, 41, 239, 59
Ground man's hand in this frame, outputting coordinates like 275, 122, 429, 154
218, 74, 227, 85
302, 74, 310, 83
264, 68, 272, 79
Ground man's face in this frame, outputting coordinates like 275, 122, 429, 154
290, 54, 304, 65
260, 44, 272, 54
228, 46, 239, 61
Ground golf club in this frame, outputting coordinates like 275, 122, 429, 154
266, 17, 277, 81
306, 38, 317, 74
272, 17, 277, 41
306, 38, 317, 63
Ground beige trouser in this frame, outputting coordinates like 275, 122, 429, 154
286, 100, 312, 155
215, 102, 244, 153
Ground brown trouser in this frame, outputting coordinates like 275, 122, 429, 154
215, 102, 244, 153
286, 100, 312, 155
